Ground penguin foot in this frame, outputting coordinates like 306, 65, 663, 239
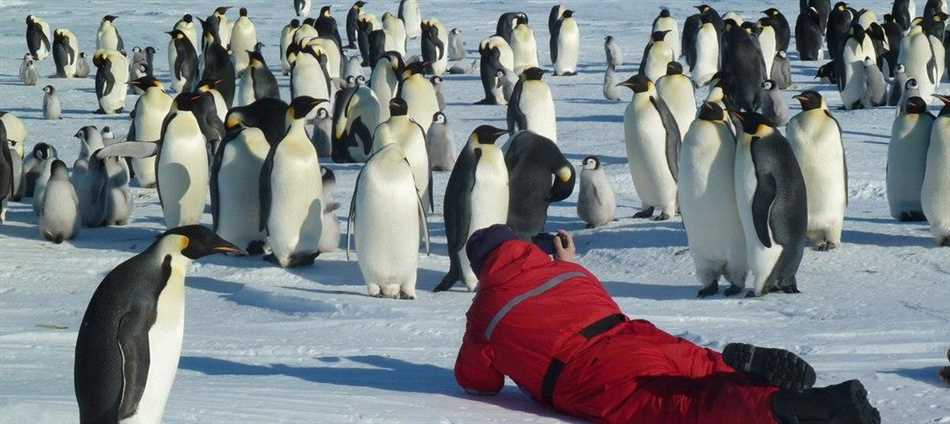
812, 241, 837, 251
941, 366, 950, 385
697, 281, 720, 298
652, 213, 671, 221
474, 98, 498, 105
939, 237, 950, 247
898, 211, 927, 222
399, 291, 416, 300
724, 285, 744, 297
562, 72, 577, 76
246, 241, 266, 256
94, 108, 106, 114
633, 207, 655, 219
745, 291, 758, 298
263, 254, 279, 265
783, 286, 802, 294
286, 253, 319, 268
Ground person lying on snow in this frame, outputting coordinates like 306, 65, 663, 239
454, 224, 881, 424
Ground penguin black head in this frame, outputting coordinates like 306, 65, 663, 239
167, 29, 187, 40
304, 18, 317, 27
433, 111, 447, 124
470, 125, 509, 145
321, 6, 332, 16
516, 15, 528, 26
905, 97, 928, 114
562, 10, 574, 18
74, 126, 98, 141
666, 61, 683, 76
50, 159, 69, 179
834, 2, 848, 11
696, 5, 712, 13
354, 1, 367, 8
849, 23, 866, 42
735, 112, 776, 136
906, 78, 919, 90
697, 102, 726, 121
793, 90, 824, 111
290, 19, 301, 28
239, 7, 248, 17
762, 8, 781, 17
523, 67, 545, 81
761, 80, 776, 91
103, 15, 118, 23
173, 92, 200, 111
741, 22, 761, 35
321, 166, 336, 185
163, 225, 244, 258
25, 15, 33, 24
883, 13, 894, 23
651, 30, 671, 42
430, 75, 443, 85
389, 98, 409, 117
815, 62, 836, 81
248, 49, 265, 65
42, 85, 54, 94
605, 35, 614, 43
582, 156, 601, 170
356, 75, 367, 85
659, 8, 671, 18
32, 143, 55, 160
403, 61, 428, 78
617, 74, 652, 94
288, 96, 328, 120
867, 23, 885, 41
214, 6, 231, 15
934, 94, 950, 116
723, 19, 738, 32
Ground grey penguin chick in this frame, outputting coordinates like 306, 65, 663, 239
448, 59, 477, 74
577, 156, 616, 228
427, 111, 456, 172
344, 55, 363, 80
75, 51, 90, 78
319, 166, 340, 253
101, 126, 115, 142
899, 78, 920, 113
22, 57, 38, 86
760, 80, 790, 126
603, 63, 623, 102
31, 149, 56, 216
431, 75, 446, 111
605, 35, 623, 68
888, 64, 908, 107
42, 85, 62, 120
19, 54, 32, 82
771, 50, 792, 89
39, 159, 80, 243
861, 56, 887, 109
311, 107, 332, 157
448, 28, 465, 61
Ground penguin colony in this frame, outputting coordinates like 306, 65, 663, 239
0, 1, 945, 422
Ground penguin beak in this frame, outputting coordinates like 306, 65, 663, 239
212, 243, 245, 255
933, 94, 950, 104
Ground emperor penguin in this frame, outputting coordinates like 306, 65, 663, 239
290, 44, 333, 115
42, 85, 62, 120
96, 15, 123, 52
316, 7, 344, 50
211, 116, 270, 254
796, 6, 825, 61
840, 24, 876, 109
39, 160, 80, 243
788, 91, 847, 251
421, 19, 449, 76
261, 97, 327, 268
655, 62, 696, 140
349, 141, 429, 299
898, 24, 938, 105
399, 0, 422, 39
199, 19, 235, 107
167, 30, 198, 94
548, 4, 566, 36
771, 51, 793, 89
126, 77, 171, 189
71, 127, 103, 225
356, 13, 381, 66
23, 143, 57, 199
331, 80, 383, 163
229, 8, 258, 76
826, 3, 853, 62
679, 102, 748, 297
280, 19, 301, 75
899, 78, 922, 114
1, 114, 26, 202
157, 94, 210, 228
922, 94, 950, 245
93, 49, 129, 114
399, 62, 440, 133
427, 112, 456, 171
294, 0, 312, 17
381, 13, 407, 57
504, 130, 575, 239
735, 112, 808, 296
507, 67, 557, 143
763, 8, 791, 53
433, 126, 510, 292
603, 63, 623, 102
510, 16, 540, 75
237, 50, 279, 105
195, 80, 228, 123
374, 99, 432, 212
173, 14, 199, 51
551, 10, 580, 76
345, 1, 366, 49
496, 12, 527, 45
319, 167, 340, 253
641, 31, 676, 82
893, 0, 914, 30
25, 15, 51, 61
75, 52, 90, 78
78, 136, 156, 228
861, 56, 888, 108
74, 226, 241, 424
312, 108, 333, 157
721, 19, 767, 112
888, 96, 933, 221
760, 80, 790, 126
0, 125, 12, 223
758, 18, 778, 77
52, 29, 79, 78
448, 28, 465, 61
476, 35, 514, 104
692, 13, 721, 87
652, 9, 680, 60
618, 75, 681, 220
208, 6, 234, 49
22, 57, 38, 87
577, 156, 616, 229
128, 47, 150, 90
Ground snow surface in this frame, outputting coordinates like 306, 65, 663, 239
0, 0, 948, 423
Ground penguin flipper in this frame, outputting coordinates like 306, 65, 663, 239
550, 19, 563, 64
507, 81, 526, 133
436, 146, 479, 291
95, 142, 158, 160
116, 306, 153, 420
346, 159, 369, 261
103, 65, 116, 97
651, 96, 681, 182
210, 133, 233, 232
750, 143, 777, 248
259, 143, 276, 233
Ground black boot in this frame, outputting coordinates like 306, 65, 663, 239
723, 343, 816, 391
772, 380, 881, 424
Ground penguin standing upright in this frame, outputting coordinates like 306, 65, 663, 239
173, 14, 199, 51
332, 80, 383, 163
421, 19, 449, 76
548, 4, 565, 36
655, 62, 695, 140
21, 55, 38, 86
652, 9, 680, 60
434, 126, 510, 292
0, 125, 12, 223
604, 35, 623, 68
211, 116, 269, 254
25, 15, 52, 61
93, 50, 129, 114
431, 75, 446, 111
496, 12, 527, 45
200, 18, 236, 107
294, 0, 312, 17
126, 77, 171, 189
507, 67, 557, 142
840, 24, 876, 109
889, 65, 909, 106
760, 80, 790, 126
448, 28, 465, 61
208, 6, 234, 49
52, 29, 79, 78
290, 44, 332, 114
316, 7, 344, 50
788, 91, 847, 251
399, 0, 422, 39
261, 97, 326, 268
42, 85, 62, 120
734, 112, 808, 296
39, 160, 80, 243
30, 145, 56, 216
826, 3, 853, 62
679, 103, 748, 297
238, 50, 279, 105
640, 31, 675, 82
157, 94, 209, 228
374, 99, 432, 212
510, 16, 540, 75
167, 30, 198, 94
577, 156, 616, 229
861, 56, 887, 108
74, 226, 240, 424
763, 8, 791, 53
504, 130, 575, 239
922, 94, 950, 245
721, 19, 767, 112
280, 19, 301, 75
229, 8, 258, 76
477, 35, 514, 104
691, 13, 721, 86
345, 1, 366, 49
551, 10, 579, 76
758, 18, 778, 76
619, 75, 680, 220
771, 51, 793, 89
96, 15, 123, 51
796, 6, 825, 61
75, 52, 90, 78
128, 48, 149, 91
898, 25, 938, 105
399, 62, 440, 133
427, 112, 456, 171
893, 0, 914, 30
888, 96, 932, 221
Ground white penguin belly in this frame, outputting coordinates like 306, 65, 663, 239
520, 82, 557, 142
459, 157, 509, 287
624, 98, 677, 212
131, 100, 167, 188
887, 115, 930, 216
370, 67, 399, 108
101, 62, 129, 113
841, 45, 868, 108
39, 182, 79, 240
292, 61, 330, 105
657, 77, 696, 140
692, 26, 720, 86
268, 143, 323, 265
789, 115, 846, 242
644, 44, 673, 82
158, 117, 209, 228
402, 79, 439, 132
120, 256, 187, 424
236, 71, 256, 107
759, 29, 776, 76
511, 29, 539, 74
899, 35, 935, 103
217, 130, 269, 250
736, 146, 783, 294
555, 22, 579, 74
922, 123, 950, 241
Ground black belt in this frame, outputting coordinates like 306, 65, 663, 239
541, 314, 626, 405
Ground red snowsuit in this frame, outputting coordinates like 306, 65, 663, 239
455, 240, 781, 423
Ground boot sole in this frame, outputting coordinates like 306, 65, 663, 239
845, 380, 881, 424
723, 343, 817, 391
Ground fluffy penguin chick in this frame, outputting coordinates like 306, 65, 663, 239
427, 112, 456, 171
577, 156, 616, 228
39, 160, 80, 243
759, 80, 790, 126
42, 85, 62, 120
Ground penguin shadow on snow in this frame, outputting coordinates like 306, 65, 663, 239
881, 366, 948, 388
178, 355, 581, 421
599, 279, 699, 301
280, 258, 448, 294
186, 276, 338, 315
572, 221, 687, 250
0, 203, 159, 252
841, 229, 934, 248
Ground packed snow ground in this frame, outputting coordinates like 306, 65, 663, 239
0, 0, 948, 422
